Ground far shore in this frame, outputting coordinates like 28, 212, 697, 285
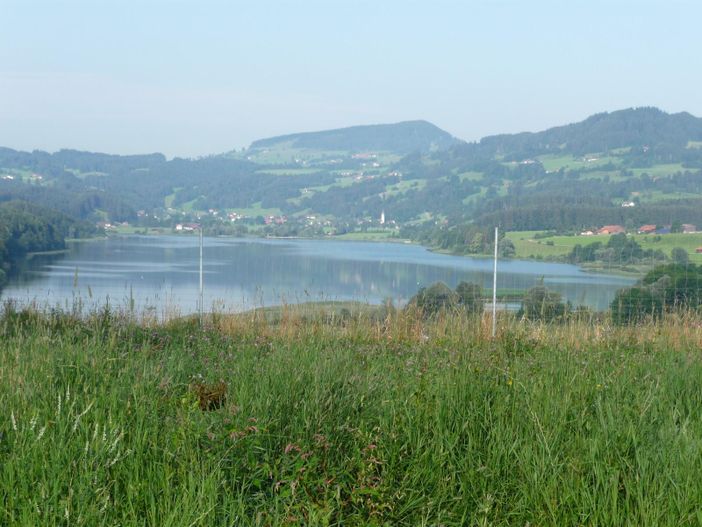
99, 229, 647, 278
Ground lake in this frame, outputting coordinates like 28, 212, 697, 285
0, 235, 636, 315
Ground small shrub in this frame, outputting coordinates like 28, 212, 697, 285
518, 283, 569, 321
408, 282, 458, 317
455, 281, 484, 314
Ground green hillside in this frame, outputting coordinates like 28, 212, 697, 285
475, 107, 702, 156
249, 120, 461, 154
2, 107, 702, 245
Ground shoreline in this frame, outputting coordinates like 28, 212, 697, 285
106, 230, 643, 279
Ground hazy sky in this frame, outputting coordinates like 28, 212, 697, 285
1, 0, 700, 157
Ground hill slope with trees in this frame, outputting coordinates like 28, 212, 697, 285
1, 107, 702, 242
0, 200, 99, 286
249, 120, 462, 154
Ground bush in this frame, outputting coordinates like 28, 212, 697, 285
610, 263, 702, 323
409, 282, 458, 316
642, 263, 702, 308
455, 281, 484, 314
499, 238, 516, 257
610, 286, 663, 324
671, 247, 689, 265
518, 283, 569, 321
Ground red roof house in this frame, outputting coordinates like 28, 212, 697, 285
637, 224, 657, 234
597, 225, 626, 235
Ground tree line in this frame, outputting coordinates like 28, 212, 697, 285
0, 201, 98, 286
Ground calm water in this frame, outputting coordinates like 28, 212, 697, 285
1, 235, 635, 315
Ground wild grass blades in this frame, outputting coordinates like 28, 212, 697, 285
2, 304, 702, 525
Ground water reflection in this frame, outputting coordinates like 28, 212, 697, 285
1, 236, 636, 315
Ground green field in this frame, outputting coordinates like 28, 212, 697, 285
3, 306, 702, 524
66, 168, 109, 179
456, 171, 484, 182
110, 226, 169, 235
505, 231, 599, 259
0, 168, 38, 183
230, 142, 349, 165
164, 187, 184, 208
256, 168, 324, 176
578, 169, 628, 182
634, 232, 702, 257
536, 153, 620, 172
227, 202, 282, 218
333, 230, 398, 241
298, 176, 356, 195
383, 179, 426, 196
231, 143, 400, 169
506, 231, 702, 263
634, 190, 702, 203
630, 163, 686, 177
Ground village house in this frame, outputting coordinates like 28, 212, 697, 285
637, 224, 657, 234
597, 225, 626, 235
264, 215, 287, 225
175, 223, 199, 232
683, 224, 697, 233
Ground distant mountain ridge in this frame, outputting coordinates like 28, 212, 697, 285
249, 120, 462, 154
4, 105, 702, 235
470, 107, 702, 157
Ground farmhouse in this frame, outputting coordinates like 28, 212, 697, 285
597, 225, 625, 235
175, 223, 199, 232
683, 224, 697, 233
637, 224, 657, 234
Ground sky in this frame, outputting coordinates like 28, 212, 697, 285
1, 0, 701, 157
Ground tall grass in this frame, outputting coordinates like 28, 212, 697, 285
1, 304, 702, 525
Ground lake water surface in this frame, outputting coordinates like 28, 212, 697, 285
1, 236, 636, 315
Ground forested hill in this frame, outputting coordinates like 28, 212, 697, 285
0, 200, 100, 286
455, 107, 702, 158
0, 148, 166, 174
249, 120, 461, 154
3, 106, 702, 237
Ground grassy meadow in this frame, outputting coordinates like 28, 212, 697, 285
506, 230, 702, 264
2, 304, 702, 525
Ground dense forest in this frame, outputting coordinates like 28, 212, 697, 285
0, 201, 99, 286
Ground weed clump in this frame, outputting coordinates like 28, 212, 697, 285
191, 381, 227, 411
